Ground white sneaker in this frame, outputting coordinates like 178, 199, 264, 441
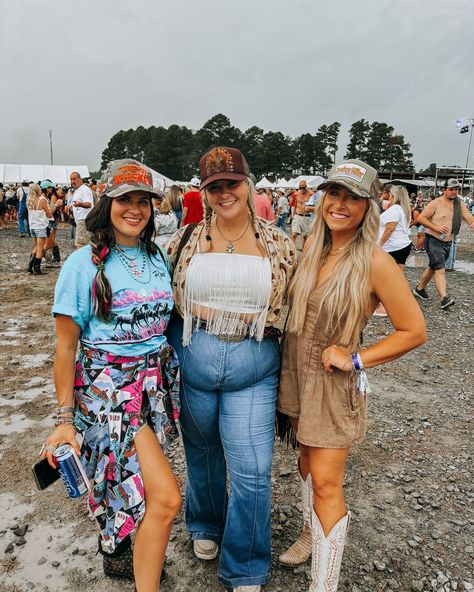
193, 539, 218, 560
233, 587, 261, 592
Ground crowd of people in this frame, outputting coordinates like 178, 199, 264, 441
10, 149, 468, 592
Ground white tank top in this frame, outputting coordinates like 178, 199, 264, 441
28, 197, 50, 230
183, 253, 272, 345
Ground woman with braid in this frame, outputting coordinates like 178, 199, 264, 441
167, 147, 297, 592
40, 159, 180, 592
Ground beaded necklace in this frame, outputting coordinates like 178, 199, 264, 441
113, 244, 152, 284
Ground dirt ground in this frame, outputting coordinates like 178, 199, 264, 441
0, 222, 473, 592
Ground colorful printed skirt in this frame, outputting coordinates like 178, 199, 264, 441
73, 344, 180, 553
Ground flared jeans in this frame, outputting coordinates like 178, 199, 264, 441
170, 323, 280, 588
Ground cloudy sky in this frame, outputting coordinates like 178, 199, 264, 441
1, 0, 473, 174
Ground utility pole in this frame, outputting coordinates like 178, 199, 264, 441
49, 130, 54, 165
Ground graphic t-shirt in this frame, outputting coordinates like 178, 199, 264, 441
52, 245, 174, 356
182, 190, 203, 225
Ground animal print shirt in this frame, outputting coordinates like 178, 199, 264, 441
167, 218, 297, 335
53, 244, 174, 356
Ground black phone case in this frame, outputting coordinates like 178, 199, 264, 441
31, 457, 60, 490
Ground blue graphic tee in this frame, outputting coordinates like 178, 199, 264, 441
53, 244, 174, 356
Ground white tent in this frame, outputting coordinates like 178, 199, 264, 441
275, 177, 294, 189
150, 169, 175, 190
292, 175, 325, 189
255, 176, 274, 189
0, 164, 90, 185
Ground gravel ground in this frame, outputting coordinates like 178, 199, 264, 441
0, 222, 473, 592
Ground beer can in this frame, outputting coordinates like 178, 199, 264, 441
54, 444, 90, 499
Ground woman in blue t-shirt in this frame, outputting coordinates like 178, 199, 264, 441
40, 159, 181, 592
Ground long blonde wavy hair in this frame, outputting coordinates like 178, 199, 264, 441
200, 178, 267, 257
287, 189, 380, 349
390, 185, 411, 224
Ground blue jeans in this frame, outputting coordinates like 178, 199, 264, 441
276, 212, 288, 231
169, 322, 280, 588
18, 207, 29, 235
445, 236, 457, 270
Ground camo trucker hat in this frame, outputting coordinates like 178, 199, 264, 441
318, 159, 382, 201
199, 147, 251, 191
99, 159, 162, 198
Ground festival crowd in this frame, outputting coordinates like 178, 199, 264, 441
6, 148, 471, 592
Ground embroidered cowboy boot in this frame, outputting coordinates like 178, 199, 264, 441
309, 509, 351, 592
278, 471, 312, 566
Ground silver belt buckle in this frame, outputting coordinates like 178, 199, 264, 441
216, 319, 248, 342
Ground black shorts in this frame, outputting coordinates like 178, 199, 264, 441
388, 242, 412, 265
425, 234, 451, 271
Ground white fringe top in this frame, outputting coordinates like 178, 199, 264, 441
183, 253, 272, 345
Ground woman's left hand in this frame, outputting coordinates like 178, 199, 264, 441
322, 345, 352, 373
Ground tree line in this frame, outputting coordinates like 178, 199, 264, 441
100, 114, 415, 181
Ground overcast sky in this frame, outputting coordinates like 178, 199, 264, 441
1, 0, 473, 175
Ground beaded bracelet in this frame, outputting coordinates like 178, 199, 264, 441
54, 418, 74, 427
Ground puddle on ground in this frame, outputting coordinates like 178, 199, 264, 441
453, 260, 474, 274
0, 414, 50, 436
0, 382, 54, 407
10, 353, 51, 369
406, 254, 474, 274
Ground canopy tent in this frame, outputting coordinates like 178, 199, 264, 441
275, 177, 294, 189
0, 164, 90, 185
293, 174, 326, 189
150, 169, 175, 190
255, 176, 274, 189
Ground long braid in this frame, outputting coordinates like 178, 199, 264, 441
90, 231, 114, 321
201, 191, 214, 253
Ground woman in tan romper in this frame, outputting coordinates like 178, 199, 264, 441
277, 159, 427, 592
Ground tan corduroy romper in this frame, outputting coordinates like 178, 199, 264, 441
277, 284, 367, 448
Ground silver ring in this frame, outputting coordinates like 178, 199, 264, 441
39, 443, 56, 455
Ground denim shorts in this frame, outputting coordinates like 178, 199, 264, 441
30, 228, 48, 238
425, 234, 451, 271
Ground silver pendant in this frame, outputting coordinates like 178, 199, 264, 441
226, 242, 235, 254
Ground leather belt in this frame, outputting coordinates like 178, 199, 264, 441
296, 213, 312, 217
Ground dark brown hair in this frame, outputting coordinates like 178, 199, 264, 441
85, 194, 158, 321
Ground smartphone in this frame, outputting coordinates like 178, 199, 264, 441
31, 457, 60, 490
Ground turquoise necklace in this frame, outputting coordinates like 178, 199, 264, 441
113, 244, 152, 284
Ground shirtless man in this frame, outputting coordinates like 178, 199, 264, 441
291, 180, 313, 247
413, 179, 474, 309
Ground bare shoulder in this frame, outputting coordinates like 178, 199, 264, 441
370, 245, 401, 283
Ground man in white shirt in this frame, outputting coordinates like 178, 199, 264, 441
69, 171, 93, 248
274, 190, 289, 231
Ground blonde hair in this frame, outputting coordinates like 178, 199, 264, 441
26, 184, 42, 209
159, 199, 172, 214
390, 185, 411, 224
287, 192, 380, 349
201, 178, 266, 257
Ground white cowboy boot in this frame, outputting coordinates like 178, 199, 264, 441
309, 509, 351, 592
278, 471, 312, 566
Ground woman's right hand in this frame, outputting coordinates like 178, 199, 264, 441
40, 425, 81, 468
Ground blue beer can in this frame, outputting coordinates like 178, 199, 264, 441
54, 444, 90, 499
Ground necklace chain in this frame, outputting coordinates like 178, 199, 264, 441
113, 245, 152, 284
215, 218, 250, 254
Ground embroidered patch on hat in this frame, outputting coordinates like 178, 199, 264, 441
113, 164, 152, 188
205, 147, 234, 177
333, 164, 367, 182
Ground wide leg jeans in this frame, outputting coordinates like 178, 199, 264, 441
170, 325, 280, 588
